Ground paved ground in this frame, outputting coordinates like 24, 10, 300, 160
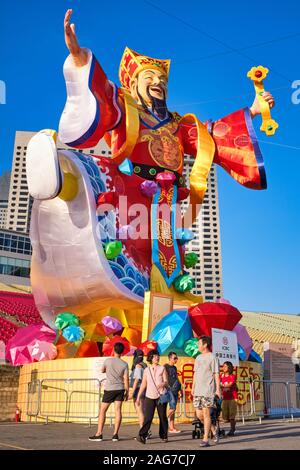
0, 419, 299, 450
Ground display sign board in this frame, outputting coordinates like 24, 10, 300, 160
212, 328, 239, 366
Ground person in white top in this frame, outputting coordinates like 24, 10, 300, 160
89, 342, 129, 443
192, 336, 221, 448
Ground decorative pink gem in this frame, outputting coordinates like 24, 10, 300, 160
156, 172, 176, 190
101, 316, 123, 335
5, 324, 57, 365
140, 180, 158, 197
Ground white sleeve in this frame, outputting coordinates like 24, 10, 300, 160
58, 48, 97, 146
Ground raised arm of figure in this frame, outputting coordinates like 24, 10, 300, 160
59, 9, 122, 148
64, 9, 88, 67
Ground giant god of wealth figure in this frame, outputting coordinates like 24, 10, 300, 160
26, 10, 275, 328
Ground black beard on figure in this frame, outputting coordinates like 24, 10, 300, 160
137, 86, 169, 120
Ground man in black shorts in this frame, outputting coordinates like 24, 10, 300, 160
89, 342, 129, 442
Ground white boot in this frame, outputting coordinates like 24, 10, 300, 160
26, 129, 62, 200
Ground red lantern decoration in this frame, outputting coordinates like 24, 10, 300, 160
138, 340, 158, 356
188, 302, 242, 337
102, 335, 130, 356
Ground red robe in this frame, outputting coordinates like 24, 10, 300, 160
61, 52, 266, 287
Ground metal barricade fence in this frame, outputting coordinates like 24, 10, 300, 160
251, 380, 300, 420
42, 378, 101, 423
25, 377, 184, 425
26, 378, 101, 424
26, 376, 300, 424
287, 381, 300, 419
252, 380, 290, 419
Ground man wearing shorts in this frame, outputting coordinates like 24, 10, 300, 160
192, 336, 221, 448
89, 342, 129, 442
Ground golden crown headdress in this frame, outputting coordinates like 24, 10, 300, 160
119, 47, 171, 90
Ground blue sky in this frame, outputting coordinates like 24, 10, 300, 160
0, 0, 299, 314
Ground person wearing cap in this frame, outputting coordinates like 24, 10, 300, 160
129, 349, 147, 430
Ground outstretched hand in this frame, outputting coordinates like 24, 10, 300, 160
64, 9, 79, 55
64, 9, 88, 66
250, 91, 275, 118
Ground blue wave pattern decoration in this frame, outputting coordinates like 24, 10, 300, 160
76, 152, 116, 242
75, 152, 149, 299
76, 152, 106, 198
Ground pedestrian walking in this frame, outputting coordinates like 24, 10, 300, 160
129, 349, 147, 429
89, 342, 129, 442
165, 351, 182, 433
136, 349, 169, 444
191, 336, 221, 447
220, 361, 238, 436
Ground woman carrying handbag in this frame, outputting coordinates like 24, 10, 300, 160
136, 349, 169, 444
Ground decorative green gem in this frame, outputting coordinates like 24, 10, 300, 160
173, 273, 195, 293
184, 252, 199, 268
55, 312, 80, 330
134, 166, 141, 174
105, 241, 123, 260
267, 126, 273, 131
184, 338, 201, 358
149, 168, 157, 176
179, 177, 184, 184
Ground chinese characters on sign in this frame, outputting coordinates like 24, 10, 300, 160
212, 328, 239, 366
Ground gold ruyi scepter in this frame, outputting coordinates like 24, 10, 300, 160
247, 66, 279, 136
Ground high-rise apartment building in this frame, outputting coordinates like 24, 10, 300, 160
6, 131, 35, 233
0, 171, 10, 229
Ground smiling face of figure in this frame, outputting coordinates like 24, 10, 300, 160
130, 68, 168, 108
